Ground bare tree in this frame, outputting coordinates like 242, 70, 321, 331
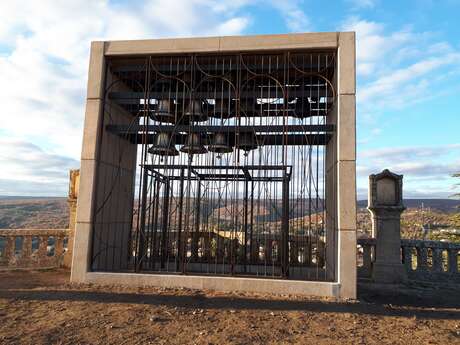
453, 173, 460, 198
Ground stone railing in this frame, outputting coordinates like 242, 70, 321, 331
136, 230, 325, 266
358, 238, 460, 283
0, 229, 69, 269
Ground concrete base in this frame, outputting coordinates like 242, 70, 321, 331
372, 262, 407, 284
84, 272, 343, 298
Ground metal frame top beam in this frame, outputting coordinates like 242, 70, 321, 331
102, 32, 341, 56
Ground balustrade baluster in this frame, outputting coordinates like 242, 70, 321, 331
290, 241, 298, 264
251, 240, 259, 263
417, 247, 428, 272
432, 248, 443, 272
402, 245, 412, 271
265, 240, 272, 262
6, 237, 15, 260
22, 236, 32, 258
363, 244, 372, 274
448, 249, 458, 274
39, 236, 48, 256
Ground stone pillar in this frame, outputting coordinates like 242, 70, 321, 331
64, 169, 79, 268
368, 169, 407, 283
71, 42, 106, 282
71, 41, 137, 281
325, 32, 357, 298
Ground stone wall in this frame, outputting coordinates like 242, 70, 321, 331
0, 169, 79, 270
357, 237, 460, 284
0, 229, 68, 269
358, 169, 460, 285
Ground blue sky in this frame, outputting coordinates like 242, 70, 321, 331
0, 0, 459, 198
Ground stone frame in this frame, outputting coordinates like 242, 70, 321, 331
71, 32, 357, 299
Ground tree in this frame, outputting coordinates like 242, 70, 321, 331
453, 173, 460, 199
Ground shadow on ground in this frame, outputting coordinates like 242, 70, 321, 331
1, 269, 459, 322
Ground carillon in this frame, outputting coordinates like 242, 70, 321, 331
81, 32, 357, 301
103, 50, 336, 280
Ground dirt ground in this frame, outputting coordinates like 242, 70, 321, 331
0, 269, 459, 345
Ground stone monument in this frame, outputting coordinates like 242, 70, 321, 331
63, 169, 79, 268
368, 169, 407, 283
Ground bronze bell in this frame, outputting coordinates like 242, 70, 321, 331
180, 133, 207, 154
293, 98, 312, 119
237, 132, 258, 152
208, 133, 233, 154
148, 132, 179, 156
151, 99, 175, 123
210, 99, 234, 119
184, 100, 208, 122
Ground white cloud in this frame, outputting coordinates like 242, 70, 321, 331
360, 144, 460, 161
359, 52, 460, 106
342, 17, 460, 118
0, 0, 257, 195
0, 139, 79, 196
357, 144, 460, 198
342, 17, 416, 77
0, 0, 313, 195
270, 0, 310, 32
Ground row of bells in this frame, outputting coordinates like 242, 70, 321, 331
150, 98, 318, 123
148, 132, 258, 156
152, 99, 233, 123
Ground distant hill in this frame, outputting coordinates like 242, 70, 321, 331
358, 199, 460, 213
0, 196, 458, 230
0, 197, 68, 229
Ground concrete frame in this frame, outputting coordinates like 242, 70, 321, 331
71, 32, 356, 299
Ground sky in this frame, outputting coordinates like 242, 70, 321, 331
0, 0, 459, 199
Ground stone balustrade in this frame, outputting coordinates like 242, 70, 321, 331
137, 230, 325, 267
0, 229, 69, 269
358, 237, 460, 283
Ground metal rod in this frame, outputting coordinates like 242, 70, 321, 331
160, 179, 170, 269
176, 169, 185, 271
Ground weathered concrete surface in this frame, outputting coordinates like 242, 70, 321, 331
335, 31, 357, 299
104, 32, 340, 56
0, 229, 68, 269
368, 170, 407, 283
86, 272, 340, 298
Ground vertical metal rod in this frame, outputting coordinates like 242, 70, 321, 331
160, 179, 170, 269
249, 179, 254, 267
147, 173, 155, 270
151, 178, 161, 269
193, 179, 202, 262
176, 169, 185, 271
136, 166, 149, 272
281, 174, 290, 278
243, 178, 249, 272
